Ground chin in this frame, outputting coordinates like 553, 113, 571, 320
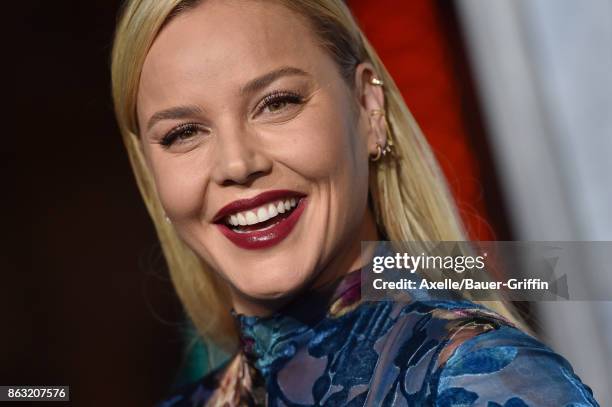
236, 266, 313, 300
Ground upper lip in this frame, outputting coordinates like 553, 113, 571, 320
212, 189, 306, 223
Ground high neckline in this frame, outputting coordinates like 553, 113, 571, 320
230, 267, 365, 377
232, 266, 363, 322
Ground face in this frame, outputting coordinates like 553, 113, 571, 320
137, 0, 385, 314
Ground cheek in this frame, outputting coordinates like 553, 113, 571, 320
144, 148, 209, 219
283, 103, 370, 221
286, 103, 368, 183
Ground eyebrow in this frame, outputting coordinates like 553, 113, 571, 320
239, 66, 309, 95
146, 66, 310, 132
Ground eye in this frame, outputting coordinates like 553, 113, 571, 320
256, 91, 304, 116
159, 123, 209, 149
267, 99, 288, 113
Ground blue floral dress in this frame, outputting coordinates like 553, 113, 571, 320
157, 260, 599, 406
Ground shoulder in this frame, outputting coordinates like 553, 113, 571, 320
406, 301, 600, 406
154, 357, 232, 407
368, 299, 598, 405
380, 298, 515, 360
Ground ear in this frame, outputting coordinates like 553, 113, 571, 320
354, 62, 386, 158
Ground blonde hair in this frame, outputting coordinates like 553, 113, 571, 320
111, 0, 526, 353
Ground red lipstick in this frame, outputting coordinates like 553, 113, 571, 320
214, 190, 307, 250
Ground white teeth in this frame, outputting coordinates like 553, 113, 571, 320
245, 211, 258, 225
225, 197, 300, 227
256, 207, 270, 223
268, 203, 278, 217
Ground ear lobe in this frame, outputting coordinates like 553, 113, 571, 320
366, 113, 387, 159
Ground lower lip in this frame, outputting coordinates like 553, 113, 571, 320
216, 198, 307, 250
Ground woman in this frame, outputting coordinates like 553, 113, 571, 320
111, 0, 599, 405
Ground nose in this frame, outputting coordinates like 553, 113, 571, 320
210, 122, 272, 186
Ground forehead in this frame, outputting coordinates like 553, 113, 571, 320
138, 0, 333, 118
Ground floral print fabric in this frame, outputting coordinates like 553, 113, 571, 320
157, 255, 599, 406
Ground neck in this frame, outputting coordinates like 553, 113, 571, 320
309, 207, 381, 291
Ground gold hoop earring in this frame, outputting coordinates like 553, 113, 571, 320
370, 144, 383, 162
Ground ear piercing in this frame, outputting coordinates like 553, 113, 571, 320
368, 75, 396, 161
370, 77, 384, 86
368, 108, 396, 162
370, 142, 394, 162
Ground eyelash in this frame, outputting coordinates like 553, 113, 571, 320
255, 90, 304, 115
159, 123, 203, 148
159, 90, 305, 149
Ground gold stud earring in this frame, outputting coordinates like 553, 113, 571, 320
370, 77, 384, 86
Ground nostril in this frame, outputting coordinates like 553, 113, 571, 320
221, 170, 267, 187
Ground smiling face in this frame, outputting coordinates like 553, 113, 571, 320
136, 0, 385, 315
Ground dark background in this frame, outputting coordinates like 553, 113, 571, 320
6, 2, 185, 405
5, 1, 514, 405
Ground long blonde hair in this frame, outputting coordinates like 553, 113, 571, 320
111, 0, 525, 353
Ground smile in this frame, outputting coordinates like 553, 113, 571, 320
225, 198, 298, 229
214, 190, 307, 250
